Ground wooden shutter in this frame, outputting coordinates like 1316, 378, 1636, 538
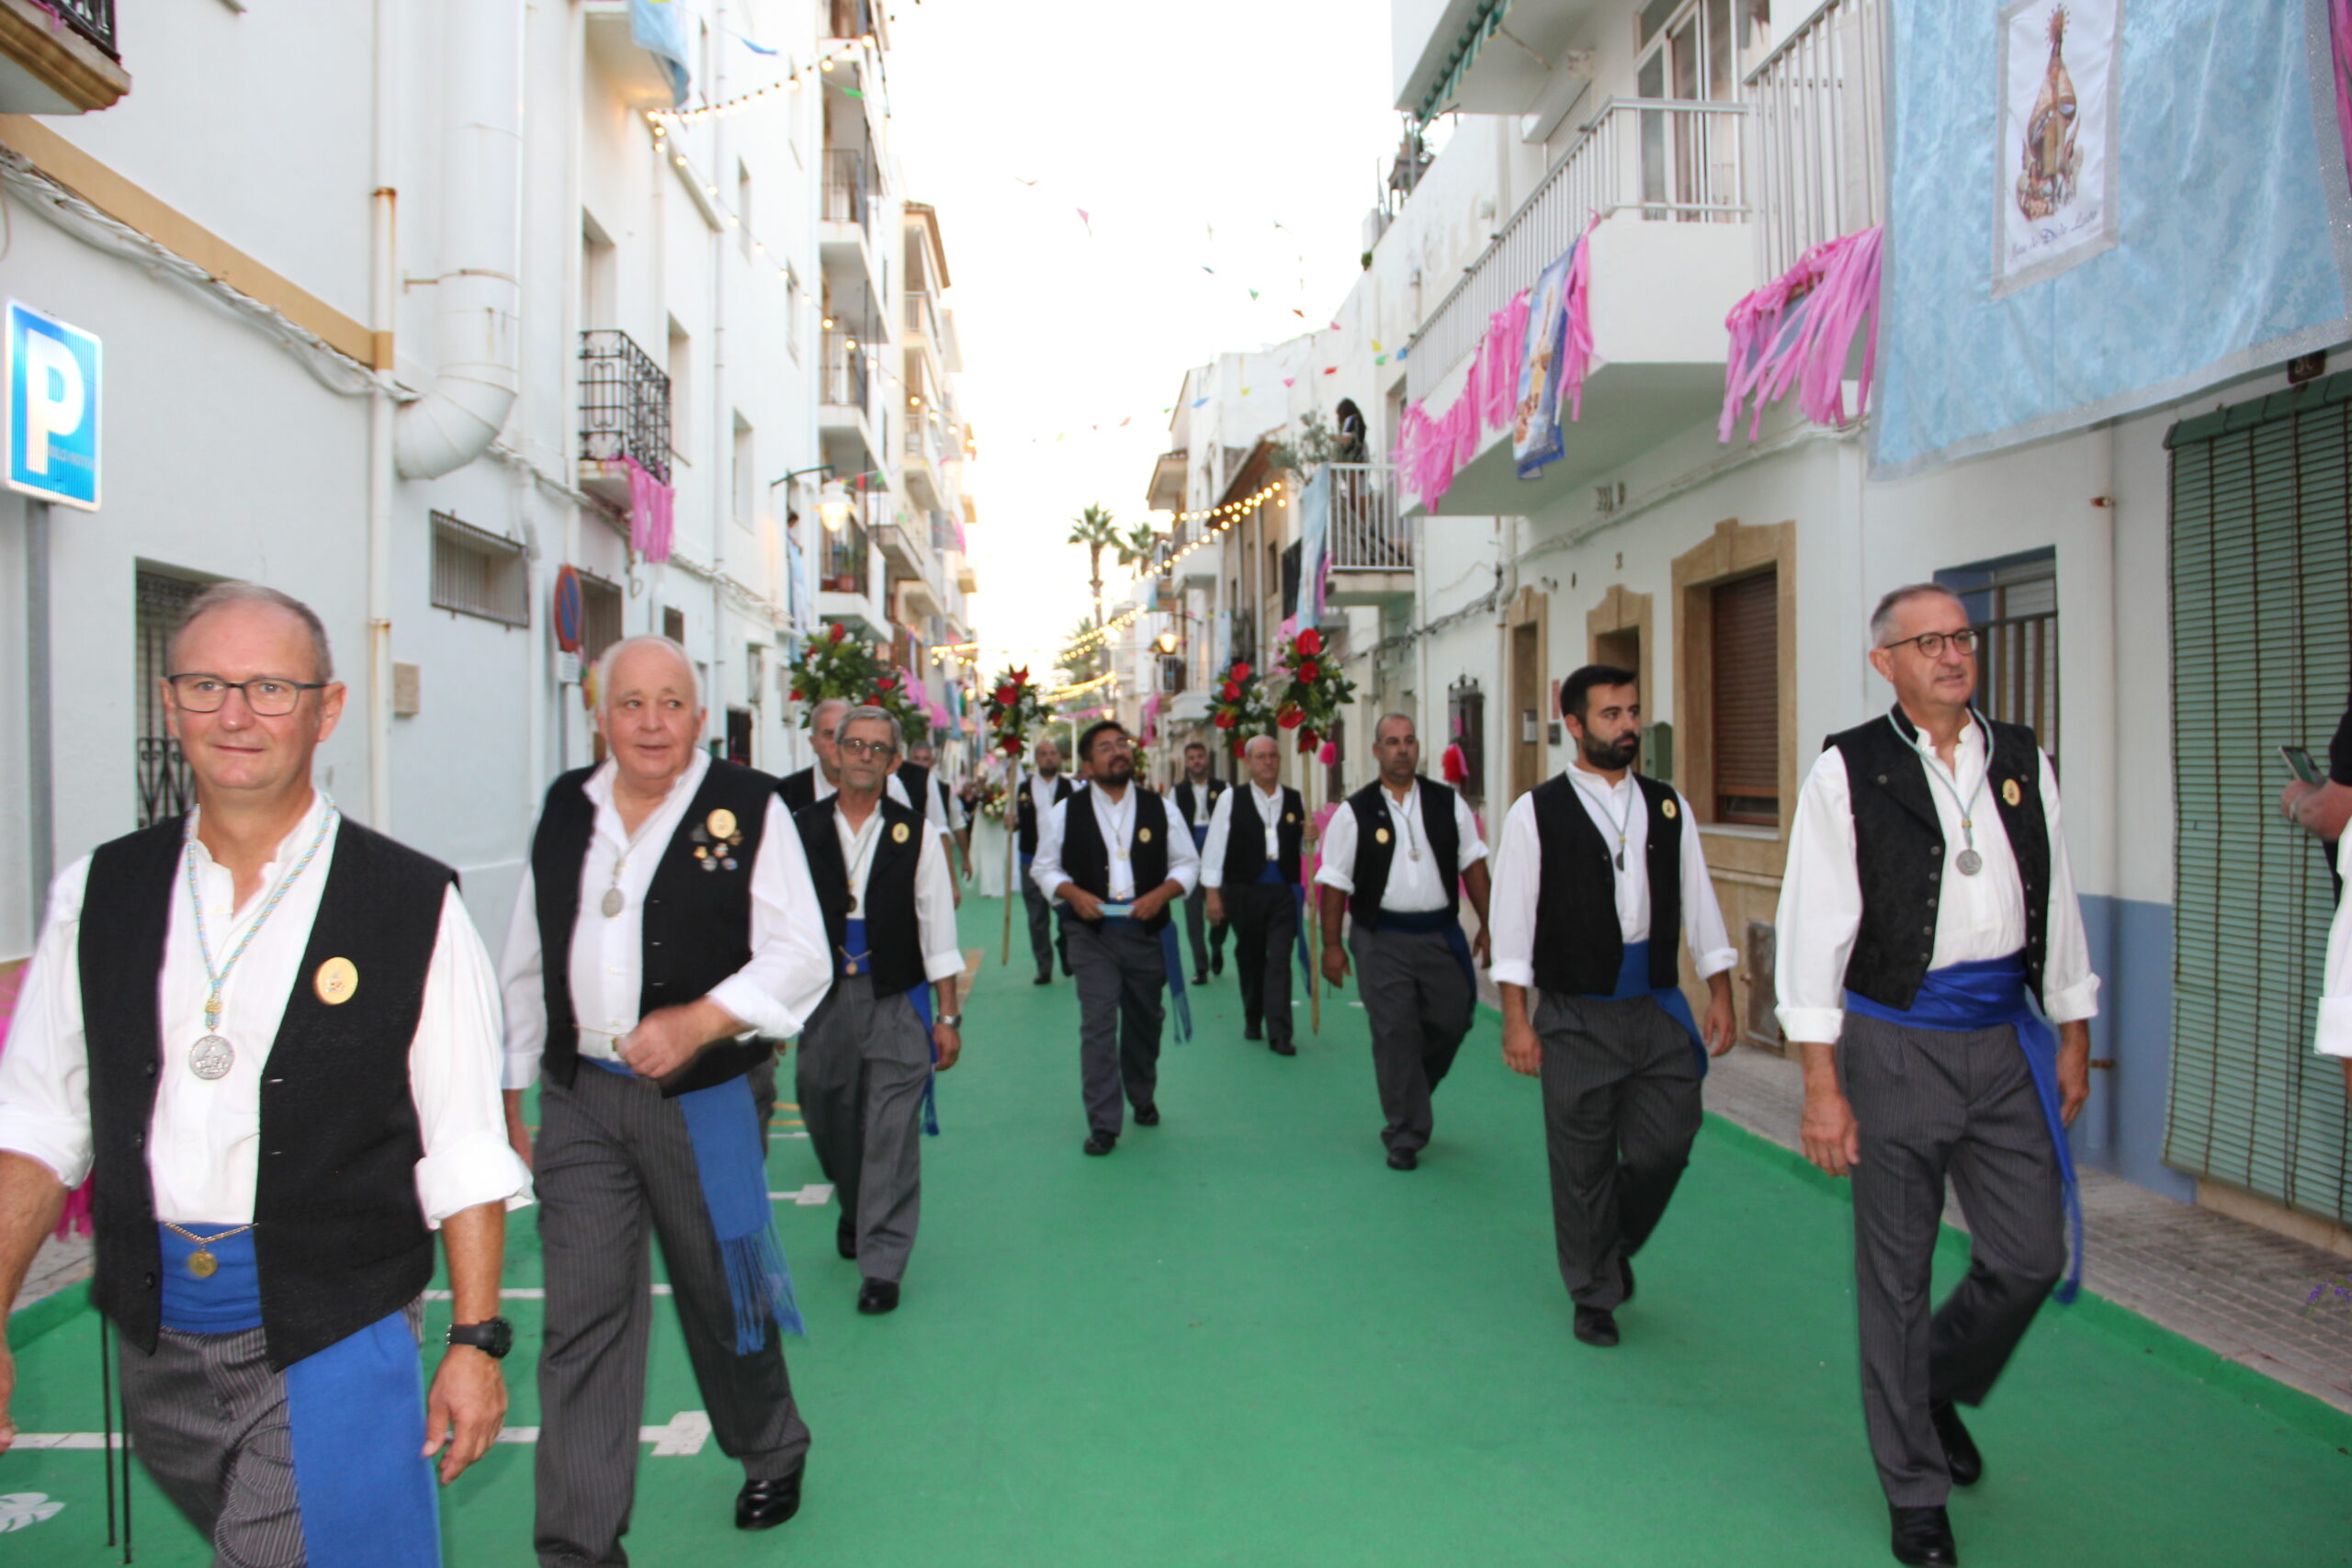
2167, 377, 2352, 1224
1711, 569, 1780, 826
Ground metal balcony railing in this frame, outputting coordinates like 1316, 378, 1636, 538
903, 289, 942, 343
1745, 0, 1887, 280
928, 508, 962, 553
820, 330, 870, 411
1325, 464, 1413, 570
578, 330, 672, 483
54, 0, 117, 58
823, 148, 872, 231
820, 518, 870, 592
1404, 98, 1749, 400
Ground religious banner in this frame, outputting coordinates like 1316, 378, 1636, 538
1513, 247, 1577, 478
1993, 0, 2120, 298
1874, 0, 2352, 477
1295, 465, 1331, 626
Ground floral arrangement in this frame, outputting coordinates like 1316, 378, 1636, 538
1208, 658, 1275, 757
982, 665, 1050, 758
968, 775, 1012, 824
1268, 626, 1356, 756
787, 625, 927, 741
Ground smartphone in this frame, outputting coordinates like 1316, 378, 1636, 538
2281, 745, 2325, 786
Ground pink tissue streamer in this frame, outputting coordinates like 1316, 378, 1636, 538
1719, 226, 1883, 444
624, 456, 676, 564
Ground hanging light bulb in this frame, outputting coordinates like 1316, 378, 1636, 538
819, 480, 854, 532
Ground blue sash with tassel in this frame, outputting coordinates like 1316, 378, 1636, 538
844, 917, 940, 1136
1588, 941, 1708, 1079
1843, 954, 2084, 1304
591, 1057, 805, 1345
157, 1226, 439, 1567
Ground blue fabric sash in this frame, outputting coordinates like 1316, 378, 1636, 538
1843, 955, 2083, 1304
1585, 941, 1707, 1078
842, 918, 940, 1136
1098, 907, 1193, 1042
1376, 909, 1479, 1017
156, 1226, 438, 1567
1189, 824, 1209, 849
590, 1057, 804, 1345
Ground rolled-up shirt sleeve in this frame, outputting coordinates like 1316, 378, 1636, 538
1315, 804, 1360, 892
2037, 749, 2101, 1026
1487, 795, 1543, 989
0, 858, 97, 1190
707, 796, 836, 1038
915, 829, 967, 984
496, 866, 548, 1091
411, 886, 535, 1224
1773, 750, 1864, 1044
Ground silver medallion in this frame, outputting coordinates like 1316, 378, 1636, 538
189, 1034, 235, 1080
601, 887, 625, 919
1955, 849, 1984, 876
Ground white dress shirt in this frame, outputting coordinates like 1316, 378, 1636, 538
2318, 836, 2352, 1057
1316, 781, 1489, 912
1772, 719, 2100, 1043
499, 753, 833, 1089
1196, 783, 1297, 889
0, 791, 531, 1227
1029, 784, 1201, 904
1489, 765, 1737, 990
826, 797, 967, 984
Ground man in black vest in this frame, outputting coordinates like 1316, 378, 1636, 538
501, 636, 834, 1562
794, 707, 966, 1315
907, 739, 972, 898
1170, 740, 1229, 984
0, 583, 526, 1563
1015, 737, 1077, 985
1030, 720, 1200, 1153
1317, 713, 1495, 1168
1491, 666, 1736, 1350
1202, 735, 1307, 1055
1775, 586, 2096, 1568
780, 695, 948, 844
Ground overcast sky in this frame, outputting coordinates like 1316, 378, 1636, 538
883, 1, 1406, 684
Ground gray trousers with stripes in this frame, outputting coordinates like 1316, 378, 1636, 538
534, 1063, 811, 1568
1840, 1012, 2066, 1506
1063, 916, 1167, 1134
1534, 989, 1703, 1310
797, 974, 932, 1282
1351, 925, 1473, 1153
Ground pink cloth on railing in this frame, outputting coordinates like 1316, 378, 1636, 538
1560, 226, 1596, 423
624, 456, 676, 563
1140, 692, 1163, 746
1718, 225, 1883, 443
0, 962, 91, 1240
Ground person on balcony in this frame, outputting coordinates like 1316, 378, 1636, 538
1170, 740, 1229, 984
1202, 736, 1307, 1057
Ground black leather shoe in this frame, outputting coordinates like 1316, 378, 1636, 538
1190, 972, 1208, 986
1930, 1401, 1982, 1487
1889, 1505, 1957, 1566
835, 1216, 856, 1260
1271, 1040, 1296, 1056
1133, 1104, 1160, 1126
856, 1279, 899, 1314
1033, 974, 1053, 986
1243, 1022, 1262, 1041
1572, 1306, 1620, 1348
1211, 952, 1224, 976
1083, 1130, 1118, 1156
735, 1465, 805, 1530
1386, 1149, 1418, 1171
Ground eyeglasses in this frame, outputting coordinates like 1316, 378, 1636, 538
164, 673, 329, 716
838, 737, 899, 760
1879, 628, 1979, 659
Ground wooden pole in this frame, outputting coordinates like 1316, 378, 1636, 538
1001, 756, 1020, 965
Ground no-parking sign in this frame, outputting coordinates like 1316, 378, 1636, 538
5, 301, 100, 512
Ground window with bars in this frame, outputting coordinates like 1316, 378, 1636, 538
136, 570, 205, 828
1939, 549, 2060, 764
430, 512, 530, 627
1710, 569, 1781, 825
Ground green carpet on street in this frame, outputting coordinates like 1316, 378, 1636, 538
6, 893, 2349, 1564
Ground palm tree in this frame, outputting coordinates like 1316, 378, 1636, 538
1114, 520, 1160, 582
1067, 503, 1122, 625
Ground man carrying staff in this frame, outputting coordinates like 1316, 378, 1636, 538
793, 707, 966, 1316
501, 636, 833, 1562
1015, 738, 1077, 987
1201, 735, 1308, 1055
1775, 587, 2095, 1568
1170, 740, 1228, 984
1030, 720, 1199, 1154
1490, 666, 1736, 1349
1317, 713, 1494, 1168
0, 583, 529, 1564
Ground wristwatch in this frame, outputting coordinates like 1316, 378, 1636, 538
936, 1013, 964, 1029
447, 1317, 514, 1359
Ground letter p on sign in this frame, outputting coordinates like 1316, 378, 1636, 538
6, 301, 101, 511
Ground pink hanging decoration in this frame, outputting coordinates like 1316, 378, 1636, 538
2335, 0, 2352, 194
1140, 692, 1164, 746
1396, 285, 1558, 510
1719, 226, 1883, 444
623, 455, 676, 563
1558, 226, 1596, 423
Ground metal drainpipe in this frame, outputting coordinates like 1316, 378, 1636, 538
367, 0, 398, 829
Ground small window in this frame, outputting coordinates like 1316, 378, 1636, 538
579, 570, 623, 665
430, 512, 530, 627
1710, 569, 1780, 825
1939, 549, 2059, 764
667, 320, 693, 456
663, 605, 686, 644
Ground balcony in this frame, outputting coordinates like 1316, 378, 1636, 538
1745, 0, 1885, 280
577, 330, 671, 508
1322, 465, 1416, 608
873, 509, 927, 579
817, 517, 886, 639
902, 413, 948, 509
818, 329, 881, 478
0, 0, 129, 112
1403, 97, 1753, 513
1392, 0, 1592, 127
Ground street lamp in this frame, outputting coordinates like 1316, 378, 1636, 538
1153, 631, 1179, 655
818, 480, 855, 532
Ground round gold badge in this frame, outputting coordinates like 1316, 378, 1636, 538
2002, 778, 2023, 808
1138, 827, 1153, 843
707, 807, 739, 840
1662, 798, 1679, 820
891, 822, 911, 843
1285, 813, 1297, 824
314, 956, 359, 1006
1374, 827, 1391, 844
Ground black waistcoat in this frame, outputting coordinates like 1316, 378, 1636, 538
1172, 777, 1227, 832
1827, 708, 2051, 1010
1345, 777, 1464, 930
796, 795, 926, 998
896, 761, 933, 825
81, 816, 451, 1369
1057, 786, 1174, 931
1530, 772, 1684, 995
777, 766, 818, 814
1016, 774, 1075, 855
1221, 785, 1306, 887
531, 759, 780, 1097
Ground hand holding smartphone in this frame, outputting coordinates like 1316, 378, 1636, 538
2282, 745, 2325, 786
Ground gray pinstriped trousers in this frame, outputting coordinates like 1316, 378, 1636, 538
534, 1064, 810, 1568
1840, 1011, 2065, 1506
797, 974, 932, 1282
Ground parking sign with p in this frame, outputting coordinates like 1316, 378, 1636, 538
6, 300, 100, 512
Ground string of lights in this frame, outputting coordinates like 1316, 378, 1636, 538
1060, 604, 1147, 658
645, 35, 875, 125
1045, 671, 1120, 701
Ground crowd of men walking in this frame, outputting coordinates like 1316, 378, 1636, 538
0, 578, 2097, 1568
